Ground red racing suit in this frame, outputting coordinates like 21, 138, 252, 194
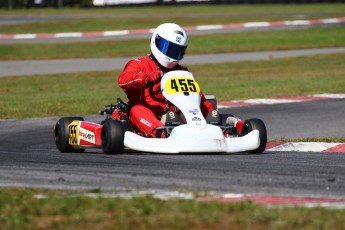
118, 54, 214, 137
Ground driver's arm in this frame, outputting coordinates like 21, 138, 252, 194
118, 60, 147, 90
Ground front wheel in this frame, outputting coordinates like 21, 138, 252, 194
243, 118, 267, 154
101, 120, 125, 154
54, 117, 85, 153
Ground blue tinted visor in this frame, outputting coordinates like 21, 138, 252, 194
155, 35, 187, 60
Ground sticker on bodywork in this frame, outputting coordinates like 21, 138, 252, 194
78, 127, 95, 144
68, 121, 96, 146
68, 121, 79, 146
165, 77, 200, 95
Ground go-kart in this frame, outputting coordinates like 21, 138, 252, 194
53, 70, 267, 154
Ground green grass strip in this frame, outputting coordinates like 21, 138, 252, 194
1, 53, 344, 119
0, 188, 344, 230
1, 4, 345, 16
1, 26, 344, 60
0, 4, 344, 34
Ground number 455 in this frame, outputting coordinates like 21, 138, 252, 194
170, 78, 199, 93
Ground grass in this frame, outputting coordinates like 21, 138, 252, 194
191, 53, 345, 100
1, 53, 344, 119
0, 4, 344, 34
1, 4, 344, 15
0, 71, 123, 118
1, 26, 345, 60
0, 188, 345, 230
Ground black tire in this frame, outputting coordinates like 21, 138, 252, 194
54, 117, 85, 153
243, 118, 267, 154
101, 120, 125, 154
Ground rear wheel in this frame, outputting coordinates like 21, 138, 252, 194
243, 118, 267, 154
54, 117, 85, 153
101, 120, 125, 154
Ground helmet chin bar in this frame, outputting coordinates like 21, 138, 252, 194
152, 49, 179, 69
165, 60, 178, 69
161, 58, 178, 69
149, 53, 178, 69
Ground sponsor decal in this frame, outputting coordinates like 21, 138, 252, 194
192, 117, 201, 121
188, 109, 199, 115
78, 127, 95, 144
140, 118, 152, 127
211, 110, 219, 117
168, 111, 176, 119
68, 121, 79, 146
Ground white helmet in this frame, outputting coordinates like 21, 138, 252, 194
150, 23, 188, 69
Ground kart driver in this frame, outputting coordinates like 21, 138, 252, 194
118, 23, 243, 137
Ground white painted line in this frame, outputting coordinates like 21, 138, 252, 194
285, 20, 310, 26
244, 22, 270, 28
222, 193, 245, 198
243, 98, 302, 104
196, 25, 223, 30
14, 34, 37, 39
54, 32, 83, 38
312, 93, 345, 99
321, 18, 340, 24
103, 30, 129, 36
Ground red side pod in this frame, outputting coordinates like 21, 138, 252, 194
95, 125, 103, 147
78, 121, 103, 147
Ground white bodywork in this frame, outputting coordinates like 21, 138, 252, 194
124, 71, 261, 153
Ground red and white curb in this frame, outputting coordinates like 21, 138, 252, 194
81, 191, 345, 208
41, 190, 345, 208
218, 93, 345, 153
266, 142, 345, 153
218, 93, 345, 108
1, 17, 344, 40
198, 193, 345, 208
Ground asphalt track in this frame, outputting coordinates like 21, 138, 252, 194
0, 99, 344, 197
1, 16, 344, 199
0, 50, 344, 198
1, 47, 345, 77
